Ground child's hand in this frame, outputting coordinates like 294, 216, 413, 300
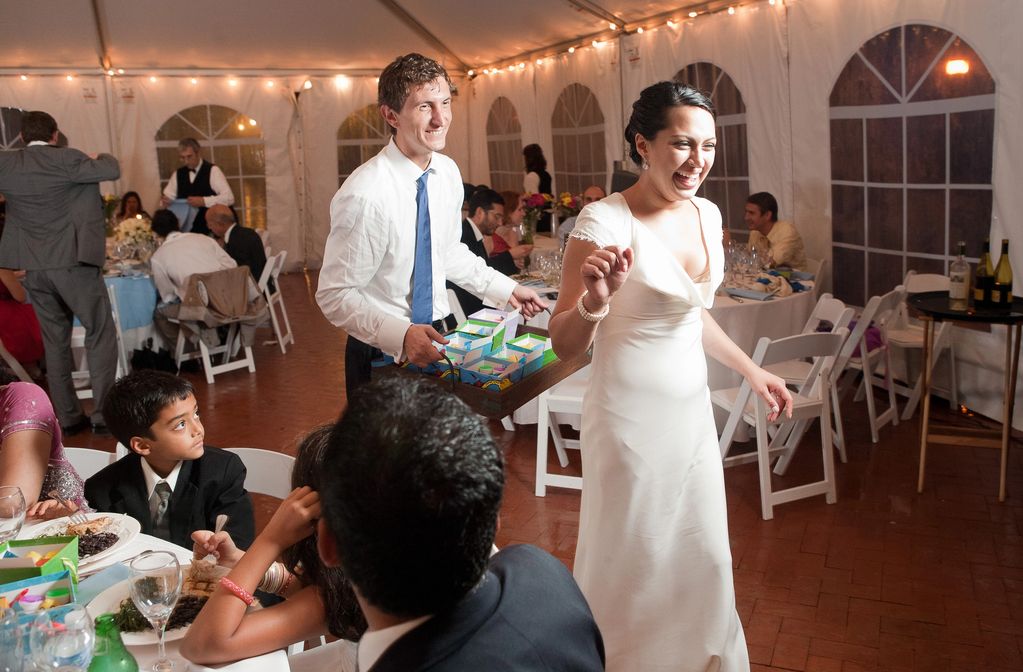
26, 498, 77, 520
191, 530, 244, 568
260, 486, 321, 552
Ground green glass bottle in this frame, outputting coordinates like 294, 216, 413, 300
88, 615, 139, 672
992, 238, 1013, 308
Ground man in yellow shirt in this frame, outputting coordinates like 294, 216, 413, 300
745, 191, 807, 270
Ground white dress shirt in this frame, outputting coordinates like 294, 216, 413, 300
150, 231, 237, 303
317, 139, 516, 360
162, 158, 235, 207
358, 615, 432, 671
139, 457, 183, 500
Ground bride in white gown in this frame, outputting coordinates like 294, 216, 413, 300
548, 82, 793, 671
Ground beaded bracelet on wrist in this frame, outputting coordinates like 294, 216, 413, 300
577, 291, 610, 322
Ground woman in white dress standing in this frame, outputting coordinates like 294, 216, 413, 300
548, 81, 793, 671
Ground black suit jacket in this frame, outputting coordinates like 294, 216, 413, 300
84, 447, 255, 551
224, 225, 268, 287
447, 219, 518, 318
372, 544, 605, 671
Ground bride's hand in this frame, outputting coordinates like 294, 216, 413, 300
745, 367, 793, 423
581, 245, 634, 306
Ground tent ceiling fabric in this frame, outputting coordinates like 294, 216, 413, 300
2, 0, 708, 73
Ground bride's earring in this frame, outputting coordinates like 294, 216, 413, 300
641, 157, 650, 170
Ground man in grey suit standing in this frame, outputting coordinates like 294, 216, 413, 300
0, 111, 121, 434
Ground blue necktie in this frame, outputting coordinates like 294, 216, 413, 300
411, 171, 433, 325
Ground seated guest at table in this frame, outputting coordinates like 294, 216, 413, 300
448, 188, 532, 316
0, 374, 87, 517
495, 190, 525, 253
0, 266, 44, 375
115, 191, 150, 223
85, 370, 254, 550
316, 379, 606, 671
745, 191, 807, 270
205, 204, 269, 289
149, 209, 237, 341
181, 425, 365, 667
558, 184, 608, 246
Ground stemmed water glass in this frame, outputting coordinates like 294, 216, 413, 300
29, 605, 94, 671
0, 486, 26, 545
129, 551, 182, 671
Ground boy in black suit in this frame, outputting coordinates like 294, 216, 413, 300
316, 379, 605, 671
85, 371, 255, 550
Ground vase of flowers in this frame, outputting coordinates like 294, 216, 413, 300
113, 214, 156, 261
555, 192, 582, 220
521, 192, 553, 245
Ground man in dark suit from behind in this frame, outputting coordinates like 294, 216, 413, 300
447, 188, 532, 316
0, 111, 120, 434
205, 204, 269, 289
316, 378, 605, 671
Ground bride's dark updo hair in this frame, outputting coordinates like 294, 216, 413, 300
624, 81, 716, 166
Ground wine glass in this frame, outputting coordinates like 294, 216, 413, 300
0, 486, 26, 544
29, 605, 94, 671
129, 551, 182, 671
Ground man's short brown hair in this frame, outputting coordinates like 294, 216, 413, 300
20, 111, 58, 144
377, 54, 452, 135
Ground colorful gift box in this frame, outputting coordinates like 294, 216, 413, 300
459, 357, 520, 390
0, 537, 79, 587
0, 569, 79, 660
507, 333, 558, 377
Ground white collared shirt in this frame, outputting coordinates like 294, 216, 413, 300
139, 457, 183, 500
222, 223, 237, 244
358, 615, 432, 671
27, 141, 50, 147
162, 158, 236, 208
466, 218, 484, 243
316, 139, 516, 360
150, 231, 237, 303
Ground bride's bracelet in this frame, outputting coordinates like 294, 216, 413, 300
577, 291, 610, 322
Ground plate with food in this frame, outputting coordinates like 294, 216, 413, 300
86, 561, 234, 645
21, 513, 141, 568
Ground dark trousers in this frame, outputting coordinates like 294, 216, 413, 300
344, 315, 456, 400
23, 266, 118, 426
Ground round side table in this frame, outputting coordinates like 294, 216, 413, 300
910, 291, 1023, 501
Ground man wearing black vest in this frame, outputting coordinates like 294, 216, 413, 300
159, 138, 234, 237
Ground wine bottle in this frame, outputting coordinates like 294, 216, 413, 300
949, 241, 970, 311
992, 238, 1014, 308
974, 239, 993, 308
88, 615, 139, 671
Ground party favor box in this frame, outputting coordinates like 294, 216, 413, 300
507, 333, 558, 377
0, 537, 79, 587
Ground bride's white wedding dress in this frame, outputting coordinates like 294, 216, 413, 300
571, 193, 748, 671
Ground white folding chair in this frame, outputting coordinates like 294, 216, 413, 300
0, 336, 33, 382
714, 330, 846, 520
222, 447, 295, 499
259, 251, 294, 354
73, 284, 129, 400
63, 446, 116, 480
886, 271, 959, 419
843, 285, 905, 443
803, 258, 826, 298
535, 366, 590, 496
763, 294, 854, 464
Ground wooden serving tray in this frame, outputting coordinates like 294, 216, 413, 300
376, 326, 590, 419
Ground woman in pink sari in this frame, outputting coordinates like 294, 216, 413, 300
0, 374, 88, 517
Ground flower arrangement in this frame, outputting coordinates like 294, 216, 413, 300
521, 192, 553, 245
114, 215, 155, 246
555, 191, 582, 219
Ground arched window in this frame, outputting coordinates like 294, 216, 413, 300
1, 107, 25, 149
156, 104, 267, 230
674, 63, 748, 240
486, 97, 522, 192
337, 103, 390, 187
551, 83, 606, 195
829, 24, 995, 305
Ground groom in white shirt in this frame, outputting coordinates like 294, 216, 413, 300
317, 53, 546, 398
